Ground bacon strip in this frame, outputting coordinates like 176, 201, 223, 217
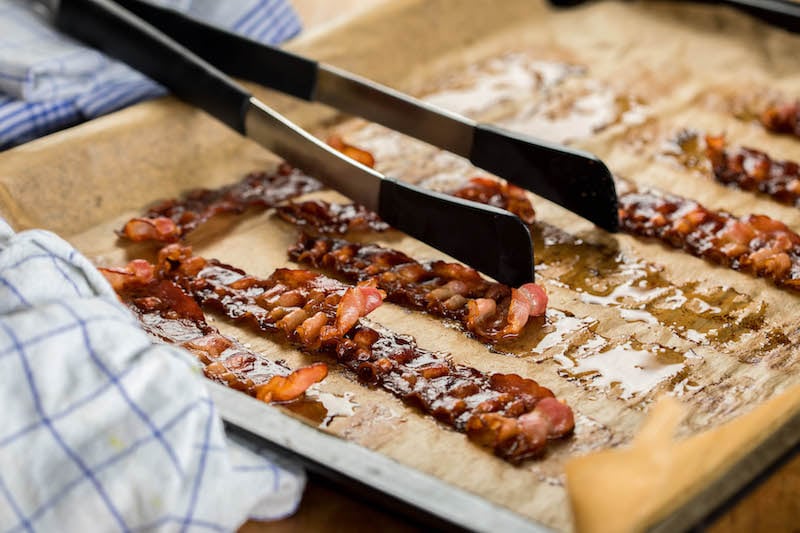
618, 188, 800, 290
276, 200, 389, 234
759, 100, 800, 138
99, 260, 328, 402
449, 177, 537, 224
705, 135, 800, 206
156, 244, 386, 347
119, 163, 322, 242
156, 245, 572, 462
288, 233, 547, 342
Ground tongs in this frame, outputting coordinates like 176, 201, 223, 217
39, 0, 617, 286
70, 0, 619, 237
38, 0, 534, 286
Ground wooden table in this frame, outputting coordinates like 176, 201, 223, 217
241, 1, 800, 531
241, 444, 800, 531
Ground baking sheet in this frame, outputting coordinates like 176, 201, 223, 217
1, 0, 800, 531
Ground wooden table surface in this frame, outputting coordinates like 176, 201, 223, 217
242, 452, 799, 531
241, 1, 800, 531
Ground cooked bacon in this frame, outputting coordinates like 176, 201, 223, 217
449, 177, 537, 224
268, 177, 537, 238
156, 243, 387, 349
288, 234, 548, 342
618, 187, 800, 290
759, 100, 800, 138
327, 134, 376, 168
121, 217, 181, 243
276, 200, 389, 234
98, 260, 327, 402
705, 135, 800, 206
253, 364, 329, 402
119, 163, 322, 243
157, 245, 572, 462
100, 259, 157, 290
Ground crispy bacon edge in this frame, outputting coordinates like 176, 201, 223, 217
156, 244, 573, 462
759, 100, 800, 139
449, 176, 537, 224
705, 134, 800, 207
288, 233, 547, 342
99, 259, 328, 403
276, 200, 390, 234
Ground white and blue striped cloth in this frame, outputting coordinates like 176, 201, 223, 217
0, 218, 307, 531
0, 0, 303, 149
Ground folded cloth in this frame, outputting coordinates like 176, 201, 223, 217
0, 218, 306, 531
0, 0, 302, 150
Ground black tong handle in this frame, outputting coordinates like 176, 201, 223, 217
54, 0, 252, 133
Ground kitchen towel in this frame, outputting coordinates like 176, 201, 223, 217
0, 0, 302, 149
0, 218, 306, 531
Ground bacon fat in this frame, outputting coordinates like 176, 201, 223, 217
446, 172, 800, 291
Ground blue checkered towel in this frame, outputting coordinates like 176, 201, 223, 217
0, 0, 302, 150
0, 222, 306, 529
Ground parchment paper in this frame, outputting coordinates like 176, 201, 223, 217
1, 1, 800, 531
